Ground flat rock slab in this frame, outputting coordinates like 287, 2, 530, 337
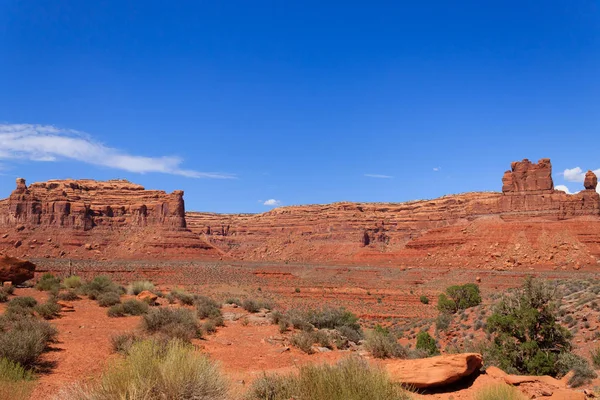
385, 353, 483, 388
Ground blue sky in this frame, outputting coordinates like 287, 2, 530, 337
0, 1, 598, 212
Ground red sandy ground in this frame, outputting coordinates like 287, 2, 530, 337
2, 261, 598, 400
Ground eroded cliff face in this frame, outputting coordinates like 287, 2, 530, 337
0, 178, 219, 260
1, 178, 186, 230
0, 159, 598, 268
188, 159, 600, 269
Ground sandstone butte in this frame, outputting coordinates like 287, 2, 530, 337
0, 158, 599, 269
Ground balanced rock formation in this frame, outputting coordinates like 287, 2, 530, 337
585, 171, 598, 191
0, 254, 35, 284
385, 353, 483, 388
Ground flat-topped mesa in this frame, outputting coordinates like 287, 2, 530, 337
502, 158, 554, 194
585, 171, 598, 191
1, 178, 186, 230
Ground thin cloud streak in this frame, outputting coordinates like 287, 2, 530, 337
0, 124, 235, 179
364, 174, 393, 179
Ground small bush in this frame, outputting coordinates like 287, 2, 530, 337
592, 346, 600, 368
225, 298, 241, 306
0, 358, 35, 400
416, 331, 439, 356
0, 317, 57, 367
63, 275, 82, 289
36, 273, 61, 291
473, 383, 526, 400
435, 313, 453, 332
0, 292, 7, 303
291, 331, 316, 354
8, 297, 37, 309
107, 304, 126, 318
246, 356, 411, 400
81, 276, 122, 297
365, 329, 405, 359
97, 292, 121, 307
242, 299, 260, 313
420, 295, 429, 304
127, 280, 155, 295
35, 299, 61, 320
196, 296, 222, 319
122, 299, 149, 316
110, 332, 141, 354
556, 352, 597, 387
278, 319, 290, 333
3, 285, 15, 295
57, 339, 228, 400
446, 283, 482, 310
141, 308, 200, 341
203, 320, 217, 334
437, 293, 458, 314
58, 290, 80, 301
170, 289, 195, 305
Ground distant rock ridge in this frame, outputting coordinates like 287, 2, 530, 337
1, 178, 186, 230
0, 158, 599, 267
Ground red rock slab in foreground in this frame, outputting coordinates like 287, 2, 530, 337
385, 353, 483, 388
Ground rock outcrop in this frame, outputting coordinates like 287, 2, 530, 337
385, 353, 483, 388
2, 178, 186, 230
0, 254, 36, 284
585, 171, 598, 191
0, 179, 221, 260
1, 158, 599, 266
502, 158, 553, 193
188, 158, 600, 268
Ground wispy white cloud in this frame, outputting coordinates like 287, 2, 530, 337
0, 124, 235, 179
364, 174, 393, 179
433, 167, 441, 172
263, 199, 281, 206
563, 167, 600, 183
555, 185, 578, 195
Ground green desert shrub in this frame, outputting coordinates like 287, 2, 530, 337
246, 356, 411, 400
97, 292, 121, 307
127, 280, 155, 295
36, 273, 61, 291
122, 299, 149, 316
107, 304, 126, 317
416, 331, 439, 356
58, 289, 80, 301
57, 339, 228, 400
364, 329, 405, 359
0, 317, 57, 367
34, 298, 61, 320
438, 283, 481, 314
473, 383, 526, 400
0, 291, 7, 303
242, 299, 260, 313
420, 295, 429, 304
291, 331, 316, 354
141, 307, 200, 341
63, 275, 82, 289
435, 313, 453, 332
4, 297, 38, 319
170, 288, 195, 305
110, 332, 141, 354
591, 345, 600, 368
0, 358, 35, 400
556, 352, 597, 387
195, 296, 222, 319
485, 277, 572, 377
81, 276, 122, 297
8, 296, 37, 309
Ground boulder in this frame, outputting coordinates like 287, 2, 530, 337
137, 290, 158, 304
0, 254, 36, 284
584, 170, 598, 191
385, 353, 483, 388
